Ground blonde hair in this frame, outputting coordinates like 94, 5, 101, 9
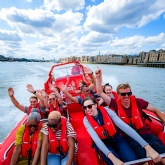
116, 83, 131, 94
48, 111, 61, 120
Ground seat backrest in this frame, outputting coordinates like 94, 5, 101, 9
67, 103, 83, 114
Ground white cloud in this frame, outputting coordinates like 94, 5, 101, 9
110, 33, 165, 49
79, 31, 112, 47
161, 42, 165, 48
84, 0, 165, 33
0, 7, 83, 37
26, 0, 32, 2
43, 0, 85, 11
0, 29, 23, 56
0, 29, 22, 41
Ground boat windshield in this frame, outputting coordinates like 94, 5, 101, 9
51, 63, 83, 80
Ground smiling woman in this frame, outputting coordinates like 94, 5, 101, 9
82, 97, 162, 165
10, 109, 42, 165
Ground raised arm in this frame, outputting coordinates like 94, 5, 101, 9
48, 83, 63, 105
71, 81, 81, 94
84, 67, 96, 92
61, 84, 79, 104
95, 69, 111, 105
40, 89, 49, 108
26, 84, 45, 107
54, 90, 63, 105
8, 87, 25, 112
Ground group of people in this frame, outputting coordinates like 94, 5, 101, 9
8, 65, 165, 165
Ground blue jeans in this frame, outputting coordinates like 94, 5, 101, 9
94, 132, 137, 165
125, 134, 165, 159
47, 153, 73, 165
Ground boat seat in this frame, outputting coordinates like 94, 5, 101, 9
67, 103, 101, 165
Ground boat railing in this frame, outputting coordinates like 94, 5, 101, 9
124, 153, 165, 165
147, 113, 165, 132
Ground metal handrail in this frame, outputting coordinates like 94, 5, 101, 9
124, 153, 165, 165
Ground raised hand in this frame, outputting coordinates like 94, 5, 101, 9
48, 83, 55, 91
40, 89, 47, 98
85, 74, 92, 82
59, 82, 68, 92
8, 87, 14, 97
95, 67, 102, 78
26, 84, 35, 93
71, 81, 75, 87
83, 66, 93, 75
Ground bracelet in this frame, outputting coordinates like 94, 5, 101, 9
33, 91, 36, 94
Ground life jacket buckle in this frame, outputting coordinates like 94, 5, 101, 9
102, 130, 111, 139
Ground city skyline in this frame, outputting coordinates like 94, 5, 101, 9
0, 0, 165, 59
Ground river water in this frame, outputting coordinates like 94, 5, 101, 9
0, 62, 165, 142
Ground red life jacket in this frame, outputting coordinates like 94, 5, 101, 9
112, 91, 119, 100
28, 103, 40, 115
86, 106, 116, 139
48, 117, 69, 154
28, 103, 46, 119
49, 101, 61, 113
21, 122, 42, 158
116, 95, 144, 129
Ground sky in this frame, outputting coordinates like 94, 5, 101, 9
0, 0, 165, 60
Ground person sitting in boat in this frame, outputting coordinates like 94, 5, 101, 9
8, 84, 46, 118
71, 60, 81, 75
41, 88, 64, 116
82, 97, 161, 165
61, 82, 98, 105
98, 83, 118, 106
40, 111, 77, 165
10, 108, 42, 165
70, 65, 96, 95
96, 68, 165, 164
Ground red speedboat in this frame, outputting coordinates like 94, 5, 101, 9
1, 61, 165, 165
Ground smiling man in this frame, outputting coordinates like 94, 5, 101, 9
95, 68, 165, 164
8, 84, 46, 118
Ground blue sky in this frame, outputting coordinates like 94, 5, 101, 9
0, 0, 165, 60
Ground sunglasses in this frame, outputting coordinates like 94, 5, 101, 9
82, 104, 95, 110
28, 124, 38, 128
47, 121, 61, 128
120, 92, 132, 96
49, 98, 56, 101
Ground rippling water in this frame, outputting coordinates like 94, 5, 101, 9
0, 62, 165, 142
